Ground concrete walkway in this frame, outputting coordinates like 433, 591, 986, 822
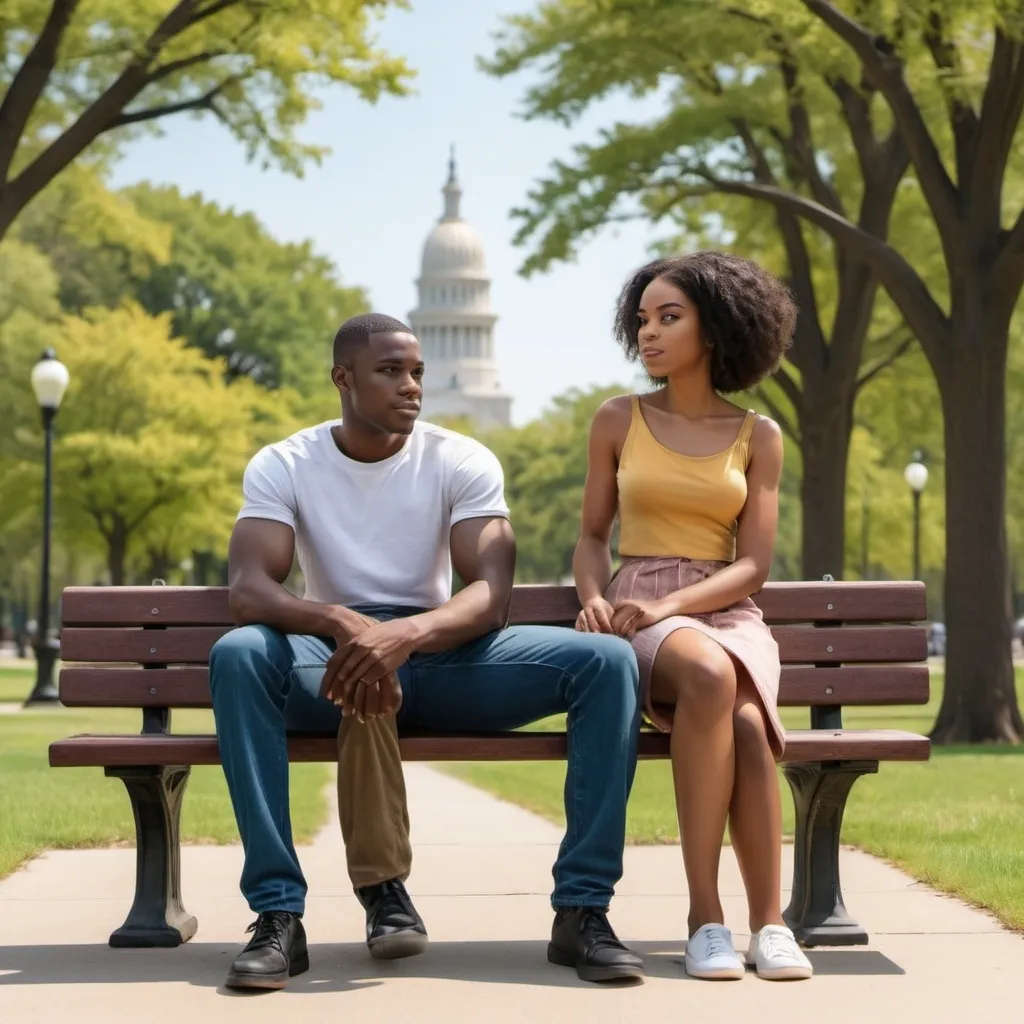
0, 767, 1019, 1022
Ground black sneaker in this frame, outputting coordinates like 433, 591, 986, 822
225, 911, 309, 990
548, 907, 645, 983
355, 878, 429, 960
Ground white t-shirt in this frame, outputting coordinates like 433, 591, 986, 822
237, 419, 510, 609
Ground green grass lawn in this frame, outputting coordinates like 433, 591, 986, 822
0, 664, 33, 702
447, 670, 1024, 931
0, 667, 332, 878
4, 662, 1023, 934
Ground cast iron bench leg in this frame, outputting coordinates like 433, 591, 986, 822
105, 765, 198, 948
782, 759, 878, 947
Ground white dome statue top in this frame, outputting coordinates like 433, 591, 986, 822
408, 148, 512, 429
419, 149, 488, 280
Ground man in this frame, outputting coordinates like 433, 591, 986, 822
209, 313, 643, 991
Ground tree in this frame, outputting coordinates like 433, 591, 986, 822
487, 0, 1024, 743
770, 0, 1024, 744
12, 162, 172, 312
483, 0, 919, 586
852, 338, 946, 586
0, 0, 412, 241
487, 385, 626, 582
21, 181, 369, 390
0, 303, 299, 584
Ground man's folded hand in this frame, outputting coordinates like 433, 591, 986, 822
320, 612, 417, 722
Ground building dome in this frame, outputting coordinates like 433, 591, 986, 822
421, 219, 486, 279
408, 149, 512, 429
418, 152, 487, 280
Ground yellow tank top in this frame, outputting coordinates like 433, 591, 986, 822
617, 396, 755, 562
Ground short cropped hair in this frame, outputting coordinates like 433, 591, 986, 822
333, 312, 415, 365
613, 252, 796, 392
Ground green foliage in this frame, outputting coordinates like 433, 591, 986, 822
484, 0, 876, 275
26, 182, 367, 390
14, 163, 173, 311
0, 304, 301, 584
483, 0, 1024, 619
477, 385, 627, 582
0, 1, 413, 239
0, 165, 366, 595
0, 694, 331, 878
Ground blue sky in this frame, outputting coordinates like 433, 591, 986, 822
109, 0, 665, 425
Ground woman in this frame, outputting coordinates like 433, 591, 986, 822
573, 252, 812, 982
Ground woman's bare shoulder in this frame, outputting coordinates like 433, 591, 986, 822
748, 413, 784, 474
750, 412, 783, 446
590, 394, 634, 441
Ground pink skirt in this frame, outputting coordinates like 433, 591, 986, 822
605, 556, 785, 760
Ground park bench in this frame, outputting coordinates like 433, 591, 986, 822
50, 580, 929, 951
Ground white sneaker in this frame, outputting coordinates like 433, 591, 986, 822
684, 923, 745, 980
746, 924, 813, 980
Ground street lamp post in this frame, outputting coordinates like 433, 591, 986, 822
24, 349, 70, 707
903, 451, 929, 581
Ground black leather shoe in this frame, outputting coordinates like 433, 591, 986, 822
355, 878, 429, 960
225, 911, 309, 990
548, 907, 645, 983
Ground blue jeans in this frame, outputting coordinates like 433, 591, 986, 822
208, 606, 640, 915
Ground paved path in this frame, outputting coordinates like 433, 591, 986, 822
0, 765, 1019, 1022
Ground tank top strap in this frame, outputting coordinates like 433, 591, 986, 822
736, 410, 757, 468
620, 394, 643, 463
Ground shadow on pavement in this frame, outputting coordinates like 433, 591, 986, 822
0, 939, 903, 992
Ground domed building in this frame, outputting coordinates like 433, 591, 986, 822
408, 151, 512, 428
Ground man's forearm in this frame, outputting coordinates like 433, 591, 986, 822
229, 572, 363, 641
404, 580, 509, 653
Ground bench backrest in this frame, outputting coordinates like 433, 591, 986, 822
58, 582, 929, 712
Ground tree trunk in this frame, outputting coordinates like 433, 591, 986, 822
147, 550, 171, 584
799, 397, 854, 581
930, 316, 1024, 744
107, 521, 128, 587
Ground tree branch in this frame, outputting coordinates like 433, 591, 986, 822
776, 54, 844, 215
973, 31, 1024, 225
684, 170, 951, 363
798, 0, 961, 245
127, 491, 174, 533
0, 0, 81, 185
855, 328, 915, 392
755, 383, 800, 442
829, 76, 878, 174
145, 50, 228, 84
922, 4, 979, 179
189, 0, 245, 26
1, 1, 215, 230
103, 78, 237, 131
731, 118, 826, 371
996, 205, 1024, 294
81, 500, 113, 542
772, 362, 804, 414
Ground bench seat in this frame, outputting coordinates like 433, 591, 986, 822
51, 580, 931, 951
50, 727, 931, 766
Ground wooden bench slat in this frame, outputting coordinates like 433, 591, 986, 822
58, 664, 931, 709
60, 581, 927, 627
59, 624, 927, 665
48, 728, 930, 768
